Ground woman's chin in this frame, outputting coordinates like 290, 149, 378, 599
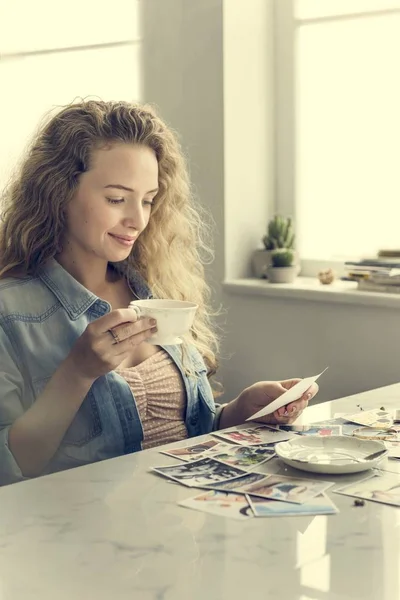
105, 246, 134, 262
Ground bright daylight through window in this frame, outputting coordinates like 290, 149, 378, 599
277, 0, 400, 262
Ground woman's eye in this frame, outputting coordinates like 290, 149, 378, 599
143, 199, 154, 207
107, 198, 124, 204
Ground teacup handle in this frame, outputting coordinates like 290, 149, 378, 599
129, 304, 142, 319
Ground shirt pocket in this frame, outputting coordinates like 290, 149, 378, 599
32, 377, 103, 447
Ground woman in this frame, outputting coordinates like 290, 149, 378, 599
0, 100, 317, 485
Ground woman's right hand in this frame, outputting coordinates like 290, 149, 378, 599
66, 308, 157, 382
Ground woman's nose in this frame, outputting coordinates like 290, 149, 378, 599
123, 204, 146, 230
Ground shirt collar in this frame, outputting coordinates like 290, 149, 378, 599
38, 258, 152, 320
110, 261, 153, 301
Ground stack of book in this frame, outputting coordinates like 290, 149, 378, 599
343, 251, 400, 295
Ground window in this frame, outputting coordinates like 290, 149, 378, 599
275, 0, 400, 265
0, 0, 142, 191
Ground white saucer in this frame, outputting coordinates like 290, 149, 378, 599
275, 435, 387, 474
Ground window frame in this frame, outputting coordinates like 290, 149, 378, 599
273, 0, 400, 277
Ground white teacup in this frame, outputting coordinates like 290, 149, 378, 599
129, 299, 198, 345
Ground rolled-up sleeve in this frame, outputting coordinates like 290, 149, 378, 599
0, 324, 29, 485
212, 403, 227, 431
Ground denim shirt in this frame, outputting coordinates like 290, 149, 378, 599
0, 258, 216, 485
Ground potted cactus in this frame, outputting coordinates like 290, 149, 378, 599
251, 215, 300, 278
263, 215, 295, 251
266, 248, 297, 283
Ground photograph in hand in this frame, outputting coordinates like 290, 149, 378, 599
246, 368, 328, 421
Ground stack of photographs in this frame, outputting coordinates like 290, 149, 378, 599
152, 424, 338, 520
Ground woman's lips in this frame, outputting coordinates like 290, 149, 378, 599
108, 233, 136, 247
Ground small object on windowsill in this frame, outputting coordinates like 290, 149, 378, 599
356, 280, 400, 294
318, 268, 336, 285
341, 276, 366, 282
266, 249, 297, 284
353, 499, 365, 507
378, 249, 400, 259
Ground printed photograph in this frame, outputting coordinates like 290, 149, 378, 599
301, 425, 342, 437
160, 439, 220, 461
278, 422, 342, 436
343, 408, 394, 429
240, 473, 333, 504
179, 490, 253, 520
201, 472, 267, 492
152, 457, 248, 487
247, 493, 339, 517
213, 445, 275, 469
335, 474, 400, 507
213, 425, 293, 446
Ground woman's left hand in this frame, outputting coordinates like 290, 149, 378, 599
219, 379, 319, 429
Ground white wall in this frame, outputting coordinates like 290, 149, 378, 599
221, 293, 400, 404
223, 0, 274, 280
140, 0, 225, 298
141, 0, 400, 405
0, 0, 142, 190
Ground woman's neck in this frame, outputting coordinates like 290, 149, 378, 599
55, 252, 116, 295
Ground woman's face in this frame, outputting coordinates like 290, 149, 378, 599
62, 143, 159, 263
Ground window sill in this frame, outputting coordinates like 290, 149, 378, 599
223, 277, 400, 309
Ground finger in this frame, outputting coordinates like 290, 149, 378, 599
296, 383, 319, 404
277, 406, 287, 418
271, 409, 292, 422
110, 317, 157, 343
95, 308, 143, 333
257, 399, 307, 425
112, 326, 157, 354
257, 411, 293, 425
279, 378, 302, 391
284, 398, 308, 415
304, 382, 319, 399
271, 411, 298, 424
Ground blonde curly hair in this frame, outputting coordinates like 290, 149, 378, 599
0, 99, 221, 381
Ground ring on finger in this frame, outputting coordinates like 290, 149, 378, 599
108, 328, 121, 344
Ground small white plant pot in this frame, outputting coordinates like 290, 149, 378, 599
266, 265, 297, 284
252, 249, 301, 278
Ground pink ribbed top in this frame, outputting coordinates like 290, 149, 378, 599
115, 349, 188, 449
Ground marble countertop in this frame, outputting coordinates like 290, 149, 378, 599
1, 383, 400, 600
